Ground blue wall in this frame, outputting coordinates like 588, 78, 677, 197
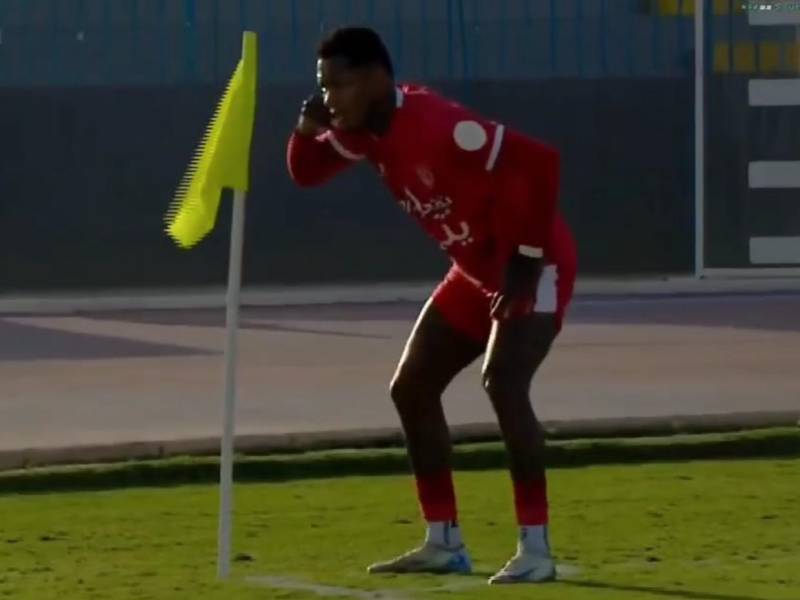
0, 0, 708, 87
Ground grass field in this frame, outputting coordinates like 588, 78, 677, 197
1, 454, 798, 600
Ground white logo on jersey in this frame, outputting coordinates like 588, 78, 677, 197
453, 121, 487, 151
440, 221, 474, 250
403, 188, 453, 220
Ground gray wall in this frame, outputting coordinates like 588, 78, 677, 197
0, 79, 694, 292
9, 1, 787, 290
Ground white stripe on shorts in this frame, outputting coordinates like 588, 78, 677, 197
535, 265, 558, 313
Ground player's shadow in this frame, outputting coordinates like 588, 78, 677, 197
563, 579, 777, 600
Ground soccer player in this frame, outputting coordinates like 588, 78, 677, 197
286, 27, 577, 585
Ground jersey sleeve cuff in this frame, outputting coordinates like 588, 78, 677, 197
325, 131, 365, 161
518, 245, 543, 259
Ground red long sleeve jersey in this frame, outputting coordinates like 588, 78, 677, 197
287, 84, 574, 292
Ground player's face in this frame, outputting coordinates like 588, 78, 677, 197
317, 57, 377, 131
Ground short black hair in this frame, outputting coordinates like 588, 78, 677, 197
317, 27, 394, 77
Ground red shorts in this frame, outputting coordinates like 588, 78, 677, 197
431, 246, 577, 345
432, 212, 578, 343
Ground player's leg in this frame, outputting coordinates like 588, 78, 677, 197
483, 312, 558, 584
368, 269, 488, 575
483, 263, 574, 584
392, 299, 485, 524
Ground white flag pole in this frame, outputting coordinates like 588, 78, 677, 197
217, 189, 247, 580
694, 0, 705, 278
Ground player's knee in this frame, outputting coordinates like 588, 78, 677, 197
481, 366, 526, 405
390, 368, 442, 415
389, 372, 416, 410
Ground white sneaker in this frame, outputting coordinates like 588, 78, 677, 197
488, 550, 557, 584
367, 543, 472, 575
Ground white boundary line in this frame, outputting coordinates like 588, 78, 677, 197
247, 576, 411, 599
247, 565, 582, 598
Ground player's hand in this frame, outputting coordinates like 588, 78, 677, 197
490, 252, 543, 321
296, 93, 332, 137
490, 291, 536, 321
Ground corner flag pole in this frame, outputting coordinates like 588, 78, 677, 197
218, 188, 246, 579
694, 0, 705, 277
163, 31, 258, 581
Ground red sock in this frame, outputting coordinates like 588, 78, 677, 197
513, 475, 549, 526
415, 470, 458, 522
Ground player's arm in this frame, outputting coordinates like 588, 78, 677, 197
489, 130, 560, 320
493, 129, 559, 259
286, 94, 357, 187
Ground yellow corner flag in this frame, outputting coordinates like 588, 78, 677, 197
165, 31, 258, 249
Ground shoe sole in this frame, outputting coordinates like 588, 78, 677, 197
368, 559, 472, 576
488, 569, 557, 585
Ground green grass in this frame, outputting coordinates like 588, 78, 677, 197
1, 457, 798, 600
